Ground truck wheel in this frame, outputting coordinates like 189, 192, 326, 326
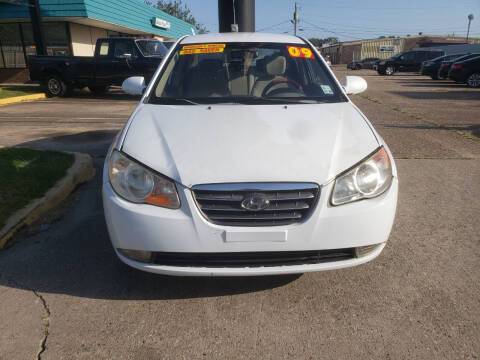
43, 75, 72, 97
466, 73, 480, 88
89, 85, 109, 95
385, 66, 394, 76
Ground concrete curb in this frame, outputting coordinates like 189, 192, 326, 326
0, 152, 95, 249
0, 93, 46, 106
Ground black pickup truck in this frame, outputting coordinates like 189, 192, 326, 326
376, 49, 444, 76
28, 37, 168, 97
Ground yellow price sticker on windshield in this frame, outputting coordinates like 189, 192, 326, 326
287, 46, 314, 59
180, 43, 226, 55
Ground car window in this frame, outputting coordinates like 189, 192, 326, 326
424, 52, 443, 60
98, 41, 110, 56
149, 42, 344, 105
399, 52, 415, 61
136, 40, 168, 57
114, 40, 137, 58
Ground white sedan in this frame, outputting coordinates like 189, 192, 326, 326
103, 32, 398, 276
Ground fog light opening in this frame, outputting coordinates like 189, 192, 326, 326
355, 244, 382, 258
118, 248, 153, 263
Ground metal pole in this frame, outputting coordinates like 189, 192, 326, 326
218, 0, 255, 33
466, 19, 471, 42
466, 14, 474, 43
28, 0, 47, 56
294, 2, 298, 36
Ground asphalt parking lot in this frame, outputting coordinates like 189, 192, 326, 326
0, 70, 479, 359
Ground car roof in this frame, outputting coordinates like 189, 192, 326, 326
180, 32, 305, 45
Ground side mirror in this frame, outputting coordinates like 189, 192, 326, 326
343, 76, 367, 95
122, 76, 146, 95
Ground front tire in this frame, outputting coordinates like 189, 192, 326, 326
43, 75, 72, 97
430, 73, 439, 80
466, 73, 480, 88
385, 66, 395, 76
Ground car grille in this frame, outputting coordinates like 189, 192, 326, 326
151, 249, 355, 267
191, 183, 320, 226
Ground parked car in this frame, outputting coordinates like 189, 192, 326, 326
162, 40, 176, 49
28, 37, 168, 97
420, 53, 466, 79
377, 50, 444, 75
437, 53, 480, 79
347, 57, 380, 70
448, 56, 480, 87
103, 32, 398, 276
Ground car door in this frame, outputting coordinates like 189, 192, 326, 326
112, 40, 140, 86
397, 51, 416, 71
94, 39, 114, 85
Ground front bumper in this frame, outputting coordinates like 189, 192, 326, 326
102, 164, 398, 275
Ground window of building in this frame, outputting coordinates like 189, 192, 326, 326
0, 23, 24, 68
0, 21, 70, 68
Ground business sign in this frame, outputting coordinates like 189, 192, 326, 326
151, 17, 171, 29
379, 45, 395, 52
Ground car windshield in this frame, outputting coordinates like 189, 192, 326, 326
135, 40, 168, 57
149, 42, 344, 105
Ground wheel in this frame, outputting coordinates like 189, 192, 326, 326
89, 85, 109, 95
466, 73, 480, 88
385, 66, 395, 76
430, 74, 439, 80
43, 75, 72, 97
355, 64, 361, 70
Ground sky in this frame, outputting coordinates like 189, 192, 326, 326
180, 0, 480, 41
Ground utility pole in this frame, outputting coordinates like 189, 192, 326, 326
293, 2, 298, 36
218, 0, 255, 33
28, 0, 47, 55
466, 14, 474, 43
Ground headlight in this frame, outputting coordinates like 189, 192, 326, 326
331, 147, 393, 206
108, 150, 180, 208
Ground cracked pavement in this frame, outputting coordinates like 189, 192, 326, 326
0, 72, 479, 359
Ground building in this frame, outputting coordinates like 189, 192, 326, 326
321, 35, 480, 64
0, 0, 197, 82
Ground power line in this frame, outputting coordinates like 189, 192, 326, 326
301, 20, 366, 40
256, 20, 291, 32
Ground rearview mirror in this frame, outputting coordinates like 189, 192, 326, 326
122, 76, 146, 95
343, 76, 367, 95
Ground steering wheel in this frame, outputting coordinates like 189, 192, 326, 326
261, 77, 303, 97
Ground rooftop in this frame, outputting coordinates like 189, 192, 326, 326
181, 32, 305, 44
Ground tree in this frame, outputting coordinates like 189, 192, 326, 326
146, 0, 208, 34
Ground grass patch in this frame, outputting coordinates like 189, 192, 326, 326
0, 85, 42, 99
0, 147, 74, 229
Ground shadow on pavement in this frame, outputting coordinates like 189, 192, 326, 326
389, 90, 480, 101
15, 130, 120, 155
0, 132, 300, 300
383, 123, 480, 137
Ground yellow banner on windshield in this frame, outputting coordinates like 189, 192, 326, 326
180, 43, 226, 55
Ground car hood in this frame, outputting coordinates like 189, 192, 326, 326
121, 103, 379, 187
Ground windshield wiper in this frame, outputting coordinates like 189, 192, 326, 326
173, 98, 201, 105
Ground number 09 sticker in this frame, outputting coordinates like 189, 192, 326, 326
287, 46, 314, 59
